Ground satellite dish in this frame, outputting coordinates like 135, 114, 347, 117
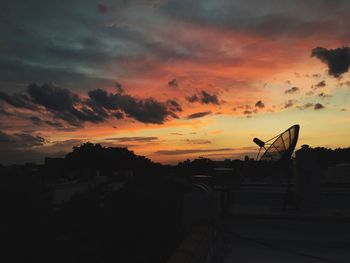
254, 124, 300, 162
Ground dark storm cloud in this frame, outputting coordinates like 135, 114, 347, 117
314, 103, 325, 110
90, 90, 171, 124
0, 91, 37, 110
87, 89, 119, 110
168, 78, 178, 88
27, 83, 80, 111
27, 83, 106, 126
186, 111, 211, 119
285, 87, 299, 94
88, 88, 178, 124
255, 100, 264, 108
312, 47, 350, 77
155, 148, 234, 155
0, 131, 45, 148
187, 91, 219, 105
1, 83, 180, 128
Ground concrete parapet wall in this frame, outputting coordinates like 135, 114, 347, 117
167, 224, 213, 263
182, 190, 221, 234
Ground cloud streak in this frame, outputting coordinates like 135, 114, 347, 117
186, 111, 211, 119
185, 139, 211, 145
155, 148, 234, 155
104, 136, 159, 142
285, 87, 299, 94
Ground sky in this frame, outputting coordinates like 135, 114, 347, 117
0, 0, 350, 164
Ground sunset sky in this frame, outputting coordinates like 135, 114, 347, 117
0, 0, 350, 164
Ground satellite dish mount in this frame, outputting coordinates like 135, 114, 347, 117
253, 124, 300, 210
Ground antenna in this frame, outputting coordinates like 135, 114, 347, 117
253, 124, 300, 162
253, 124, 300, 210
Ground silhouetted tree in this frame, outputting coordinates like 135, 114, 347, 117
65, 142, 156, 177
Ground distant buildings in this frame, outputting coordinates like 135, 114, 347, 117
325, 163, 350, 183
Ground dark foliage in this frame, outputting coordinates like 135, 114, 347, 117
66, 142, 153, 170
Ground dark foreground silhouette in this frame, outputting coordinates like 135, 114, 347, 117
1, 143, 350, 262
